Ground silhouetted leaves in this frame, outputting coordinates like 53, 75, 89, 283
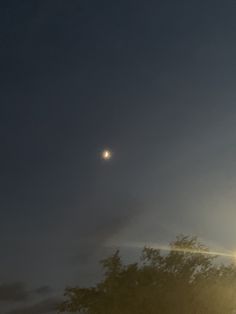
59, 235, 236, 313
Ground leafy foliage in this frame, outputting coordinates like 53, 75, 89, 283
59, 235, 236, 313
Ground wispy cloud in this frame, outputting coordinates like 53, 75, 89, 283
0, 282, 29, 302
6, 298, 60, 314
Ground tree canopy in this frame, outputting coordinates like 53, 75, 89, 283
59, 235, 236, 314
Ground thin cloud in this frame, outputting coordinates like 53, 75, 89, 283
34, 286, 52, 296
7, 297, 61, 314
73, 198, 142, 263
0, 282, 29, 302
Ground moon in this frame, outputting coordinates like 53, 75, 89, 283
101, 149, 112, 160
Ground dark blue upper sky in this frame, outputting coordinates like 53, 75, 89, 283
1, 0, 236, 312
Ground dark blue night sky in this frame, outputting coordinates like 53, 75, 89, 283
1, 1, 236, 313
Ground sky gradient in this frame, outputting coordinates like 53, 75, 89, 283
1, 0, 236, 313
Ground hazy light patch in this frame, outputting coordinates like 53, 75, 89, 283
106, 241, 236, 260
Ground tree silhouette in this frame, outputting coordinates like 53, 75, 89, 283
59, 235, 236, 313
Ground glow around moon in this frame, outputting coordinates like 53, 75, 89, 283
101, 149, 112, 160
